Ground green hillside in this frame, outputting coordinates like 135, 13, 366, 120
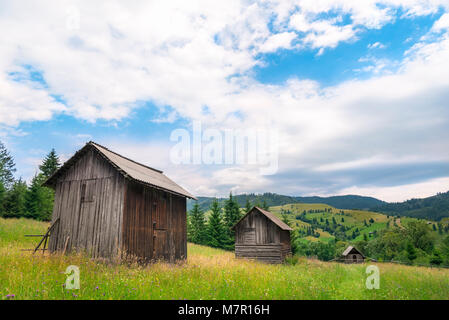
188, 193, 385, 212
269, 202, 446, 244
372, 191, 449, 221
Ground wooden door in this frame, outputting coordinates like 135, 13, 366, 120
152, 191, 169, 260
76, 179, 97, 250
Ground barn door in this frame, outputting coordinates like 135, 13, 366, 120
152, 191, 168, 260
76, 179, 97, 250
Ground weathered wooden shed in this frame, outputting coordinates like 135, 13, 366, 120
232, 206, 293, 264
44, 141, 195, 263
341, 246, 365, 263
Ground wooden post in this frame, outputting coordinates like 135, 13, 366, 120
33, 218, 60, 254
62, 236, 70, 255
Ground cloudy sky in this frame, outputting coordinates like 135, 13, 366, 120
1, 0, 449, 202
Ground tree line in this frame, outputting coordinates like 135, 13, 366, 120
0, 141, 60, 221
187, 194, 270, 250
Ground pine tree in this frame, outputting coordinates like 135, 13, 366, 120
39, 148, 61, 178
0, 141, 16, 189
262, 199, 269, 211
406, 242, 417, 263
206, 199, 225, 248
245, 197, 252, 213
25, 174, 54, 221
0, 181, 5, 216
23, 149, 61, 221
223, 192, 241, 249
3, 178, 27, 218
188, 202, 206, 244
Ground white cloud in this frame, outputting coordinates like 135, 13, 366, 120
432, 12, 449, 31
259, 32, 297, 53
337, 177, 449, 202
2, 1, 449, 200
367, 41, 386, 49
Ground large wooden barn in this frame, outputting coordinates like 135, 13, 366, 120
232, 207, 293, 264
44, 141, 195, 263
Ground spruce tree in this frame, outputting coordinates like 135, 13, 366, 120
223, 192, 241, 249
25, 174, 54, 221
245, 197, 252, 213
39, 149, 61, 178
24, 149, 61, 221
0, 181, 5, 216
262, 199, 269, 211
3, 178, 27, 218
206, 199, 225, 248
188, 202, 206, 244
406, 242, 417, 263
0, 141, 16, 189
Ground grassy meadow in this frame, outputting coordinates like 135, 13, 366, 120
1, 217, 449, 300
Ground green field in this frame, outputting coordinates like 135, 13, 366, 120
1, 217, 449, 300
269, 203, 443, 243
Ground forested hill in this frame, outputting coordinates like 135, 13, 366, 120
187, 193, 386, 212
295, 195, 386, 210
371, 191, 449, 221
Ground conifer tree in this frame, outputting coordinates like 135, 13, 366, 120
245, 197, 252, 213
0, 141, 16, 189
0, 181, 5, 216
406, 242, 417, 263
3, 178, 27, 218
24, 149, 61, 221
223, 192, 241, 249
25, 174, 53, 221
262, 199, 269, 211
39, 148, 61, 178
206, 199, 225, 248
188, 202, 206, 244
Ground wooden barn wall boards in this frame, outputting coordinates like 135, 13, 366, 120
233, 207, 293, 264
44, 141, 195, 263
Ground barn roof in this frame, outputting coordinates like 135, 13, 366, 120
232, 206, 293, 231
44, 141, 196, 199
342, 246, 364, 257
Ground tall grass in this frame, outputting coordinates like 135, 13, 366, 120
1, 218, 449, 300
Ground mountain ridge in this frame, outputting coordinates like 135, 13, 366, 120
188, 191, 449, 221
187, 192, 386, 212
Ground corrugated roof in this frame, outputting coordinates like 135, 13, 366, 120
233, 206, 293, 231
44, 141, 196, 199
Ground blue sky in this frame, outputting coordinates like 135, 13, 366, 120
1, 1, 449, 202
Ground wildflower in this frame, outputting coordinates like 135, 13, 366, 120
95, 286, 99, 290
6, 294, 15, 299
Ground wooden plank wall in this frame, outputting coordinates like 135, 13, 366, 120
48, 148, 125, 258
121, 181, 187, 263
235, 209, 291, 263
235, 210, 280, 245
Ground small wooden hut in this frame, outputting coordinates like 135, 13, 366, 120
44, 141, 195, 263
341, 246, 365, 263
232, 206, 293, 264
